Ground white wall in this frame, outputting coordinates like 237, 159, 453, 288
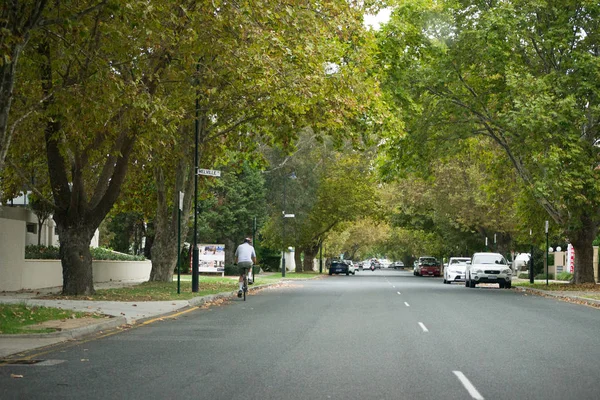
1, 211, 149, 291
0, 217, 27, 291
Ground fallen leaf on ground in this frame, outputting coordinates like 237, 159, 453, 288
80, 359, 89, 362
11, 374, 24, 378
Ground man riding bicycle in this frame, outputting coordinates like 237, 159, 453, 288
234, 237, 256, 298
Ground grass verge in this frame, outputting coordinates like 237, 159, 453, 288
513, 282, 600, 292
0, 304, 99, 334
40, 273, 323, 302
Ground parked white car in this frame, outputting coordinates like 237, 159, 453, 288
465, 252, 512, 289
344, 260, 357, 275
443, 257, 471, 284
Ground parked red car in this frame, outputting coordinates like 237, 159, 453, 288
414, 256, 441, 277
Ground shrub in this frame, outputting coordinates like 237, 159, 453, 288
534, 273, 554, 280
25, 245, 60, 259
224, 263, 240, 276
90, 247, 145, 261
25, 245, 145, 261
556, 272, 573, 281
518, 273, 529, 279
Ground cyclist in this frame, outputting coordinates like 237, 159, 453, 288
234, 237, 256, 298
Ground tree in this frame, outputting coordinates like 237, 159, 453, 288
141, 0, 390, 281
0, 1, 107, 178
262, 134, 381, 272
7, 1, 195, 294
29, 191, 53, 246
378, 0, 600, 283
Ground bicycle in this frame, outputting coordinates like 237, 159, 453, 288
242, 270, 248, 301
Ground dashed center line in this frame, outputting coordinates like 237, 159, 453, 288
418, 322, 429, 332
453, 371, 484, 400
404, 302, 410, 307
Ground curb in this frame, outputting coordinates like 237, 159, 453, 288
517, 287, 600, 307
1, 281, 287, 341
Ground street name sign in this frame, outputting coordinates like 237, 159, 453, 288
198, 169, 221, 177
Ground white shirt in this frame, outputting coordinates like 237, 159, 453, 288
235, 242, 256, 263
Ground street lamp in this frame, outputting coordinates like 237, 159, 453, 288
529, 229, 534, 284
192, 61, 200, 293
282, 172, 297, 277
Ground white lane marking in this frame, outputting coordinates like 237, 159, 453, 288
418, 322, 429, 332
404, 302, 410, 307
453, 371, 484, 400
397, 291, 401, 295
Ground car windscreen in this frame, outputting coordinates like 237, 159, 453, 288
472, 254, 507, 265
420, 258, 437, 265
451, 259, 470, 264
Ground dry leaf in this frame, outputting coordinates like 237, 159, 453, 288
80, 359, 89, 362
11, 374, 24, 379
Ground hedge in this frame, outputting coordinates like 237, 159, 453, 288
25, 245, 145, 261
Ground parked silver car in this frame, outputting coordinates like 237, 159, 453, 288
465, 252, 512, 289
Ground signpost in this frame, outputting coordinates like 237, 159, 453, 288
192, 168, 222, 293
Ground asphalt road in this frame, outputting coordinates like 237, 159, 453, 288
2, 270, 600, 400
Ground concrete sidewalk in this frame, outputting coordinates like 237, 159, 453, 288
0, 280, 257, 359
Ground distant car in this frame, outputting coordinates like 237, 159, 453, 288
443, 257, 471, 284
465, 252, 512, 288
329, 261, 350, 276
414, 256, 440, 276
390, 261, 405, 269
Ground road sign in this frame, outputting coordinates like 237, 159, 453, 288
198, 168, 221, 177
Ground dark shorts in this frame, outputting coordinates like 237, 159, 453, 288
238, 261, 253, 273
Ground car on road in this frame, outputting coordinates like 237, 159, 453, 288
344, 260, 357, 275
465, 252, 512, 288
414, 256, 441, 276
329, 260, 350, 276
390, 261, 405, 269
443, 257, 471, 283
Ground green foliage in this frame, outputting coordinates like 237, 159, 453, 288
224, 264, 240, 276
25, 245, 60, 260
377, 0, 600, 283
90, 247, 146, 261
556, 272, 573, 281
25, 245, 145, 261
106, 212, 146, 255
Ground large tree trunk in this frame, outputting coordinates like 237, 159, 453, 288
149, 154, 194, 282
571, 214, 598, 284
294, 247, 303, 273
224, 237, 236, 266
57, 223, 96, 295
303, 244, 319, 272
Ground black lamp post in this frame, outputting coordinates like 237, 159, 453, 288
281, 172, 296, 277
192, 61, 200, 293
529, 229, 534, 284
